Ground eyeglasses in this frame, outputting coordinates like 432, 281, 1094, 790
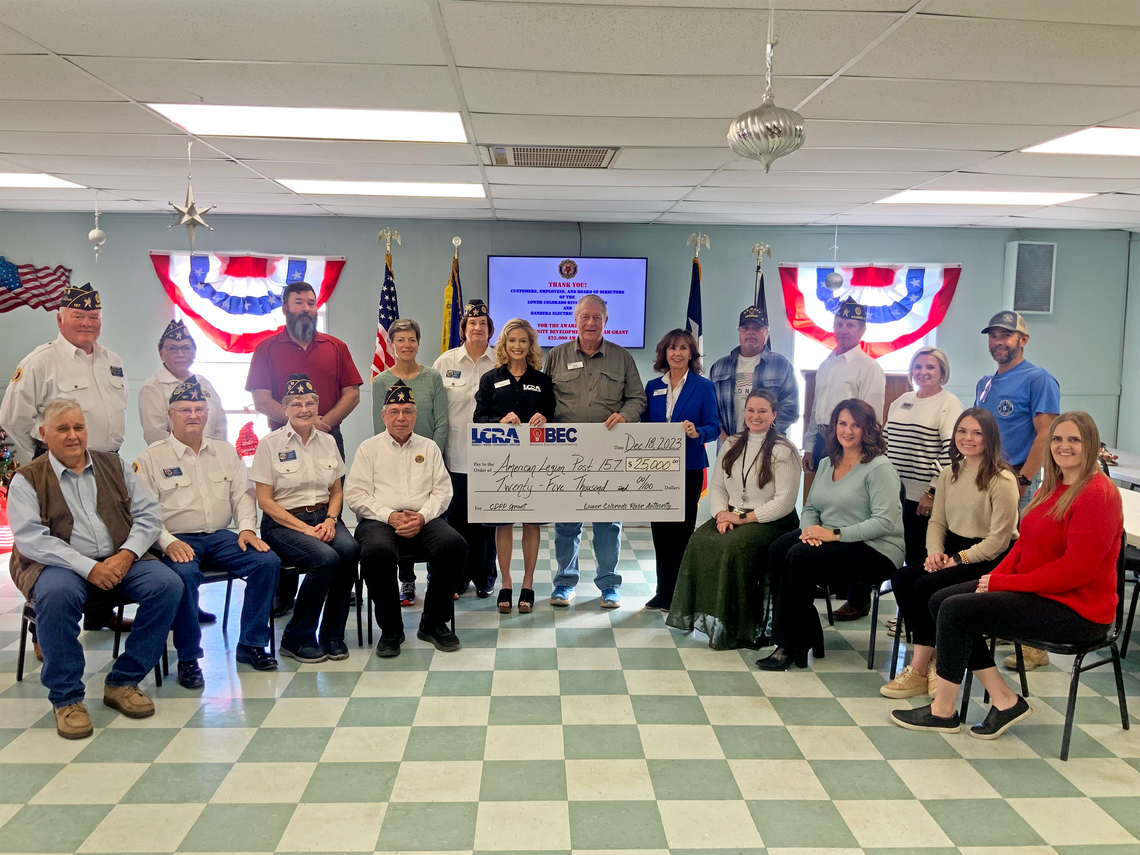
162, 344, 196, 355
979, 377, 993, 403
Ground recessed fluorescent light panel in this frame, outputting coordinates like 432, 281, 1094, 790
149, 104, 467, 143
279, 179, 485, 198
876, 190, 1095, 205
1023, 127, 1140, 157
0, 173, 86, 189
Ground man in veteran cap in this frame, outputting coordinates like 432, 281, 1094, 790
346, 380, 466, 657
134, 376, 281, 688
709, 304, 799, 439
1, 282, 138, 636
138, 319, 228, 446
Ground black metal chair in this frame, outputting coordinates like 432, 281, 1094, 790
18, 594, 168, 686
961, 532, 1130, 761
1120, 544, 1139, 658
361, 540, 447, 646
275, 562, 365, 647
201, 568, 277, 657
820, 579, 891, 669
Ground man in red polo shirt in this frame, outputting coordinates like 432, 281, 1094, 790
246, 280, 363, 614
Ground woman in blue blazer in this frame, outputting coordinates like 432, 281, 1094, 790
642, 328, 721, 610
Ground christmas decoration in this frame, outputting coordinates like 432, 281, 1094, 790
169, 140, 215, 252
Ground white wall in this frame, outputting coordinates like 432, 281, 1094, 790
1118, 233, 1140, 454
0, 211, 1133, 470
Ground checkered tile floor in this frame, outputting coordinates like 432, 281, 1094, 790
1, 526, 1139, 854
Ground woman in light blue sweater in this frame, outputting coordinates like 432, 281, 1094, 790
758, 398, 904, 670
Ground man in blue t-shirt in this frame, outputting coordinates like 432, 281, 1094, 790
975, 310, 1060, 512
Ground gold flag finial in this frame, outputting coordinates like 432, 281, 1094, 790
751, 243, 772, 266
686, 232, 710, 258
377, 228, 401, 253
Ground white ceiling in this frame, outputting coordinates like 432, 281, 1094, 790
1, 0, 1138, 228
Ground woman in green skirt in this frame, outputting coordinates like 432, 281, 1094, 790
667, 389, 801, 650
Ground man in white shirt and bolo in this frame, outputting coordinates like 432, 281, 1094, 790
801, 297, 886, 621
346, 381, 466, 657
134, 377, 281, 689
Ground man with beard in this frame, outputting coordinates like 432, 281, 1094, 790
246, 281, 362, 614
975, 311, 1060, 674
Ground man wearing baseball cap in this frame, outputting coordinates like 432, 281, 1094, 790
975, 310, 1061, 672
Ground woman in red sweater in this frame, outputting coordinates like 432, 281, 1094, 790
890, 411, 1124, 739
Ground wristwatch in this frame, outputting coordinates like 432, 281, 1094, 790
832, 528, 841, 539
1016, 474, 1031, 487
738, 513, 748, 521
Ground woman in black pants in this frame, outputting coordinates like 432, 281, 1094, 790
881, 409, 1019, 699
891, 411, 1124, 739
757, 399, 905, 670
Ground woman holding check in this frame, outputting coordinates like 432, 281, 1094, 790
473, 318, 555, 614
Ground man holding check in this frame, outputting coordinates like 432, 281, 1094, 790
543, 294, 647, 609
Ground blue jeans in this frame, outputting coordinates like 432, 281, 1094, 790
261, 512, 359, 646
1018, 471, 1042, 514
32, 560, 183, 708
161, 530, 280, 660
553, 522, 622, 591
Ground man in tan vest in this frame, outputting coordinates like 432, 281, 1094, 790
7, 398, 182, 739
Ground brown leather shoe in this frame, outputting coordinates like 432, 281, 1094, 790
54, 702, 93, 739
103, 684, 155, 718
84, 608, 134, 632
833, 600, 871, 621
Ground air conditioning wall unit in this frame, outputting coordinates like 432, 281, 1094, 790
1003, 241, 1056, 314
485, 145, 618, 168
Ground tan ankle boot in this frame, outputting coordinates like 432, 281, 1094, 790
54, 702, 93, 739
103, 684, 155, 718
927, 653, 938, 698
1003, 645, 1050, 671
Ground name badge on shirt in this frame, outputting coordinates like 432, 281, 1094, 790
446, 369, 462, 378
162, 467, 183, 477
278, 450, 298, 462
110, 366, 124, 377
900, 401, 913, 409
494, 379, 511, 388
523, 384, 541, 392
653, 387, 668, 396
567, 361, 584, 370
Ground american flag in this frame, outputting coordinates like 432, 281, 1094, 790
0, 259, 70, 314
371, 251, 400, 378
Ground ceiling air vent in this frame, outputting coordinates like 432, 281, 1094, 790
486, 145, 617, 168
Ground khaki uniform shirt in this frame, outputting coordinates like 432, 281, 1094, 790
543, 338, 646, 424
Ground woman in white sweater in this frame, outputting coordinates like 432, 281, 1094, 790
666, 389, 801, 650
881, 408, 1019, 698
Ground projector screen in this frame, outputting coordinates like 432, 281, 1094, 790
488, 256, 648, 348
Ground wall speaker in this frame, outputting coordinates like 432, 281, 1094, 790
1003, 241, 1056, 314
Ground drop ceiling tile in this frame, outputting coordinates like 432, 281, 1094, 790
1059, 193, 1140, 211
1006, 205, 1140, 225
687, 187, 884, 204
0, 198, 165, 211
209, 138, 479, 166
0, 22, 46, 53
493, 199, 672, 212
486, 166, 711, 186
60, 175, 288, 194
0, 188, 97, 201
1103, 109, 1140, 127
917, 173, 1129, 193
858, 203, 1049, 216
489, 185, 689, 201
613, 148, 736, 170
497, 211, 656, 223
656, 212, 818, 224
301, 195, 491, 209
444, 3, 896, 75
459, 69, 822, 119
322, 206, 495, 219
672, 201, 861, 215
703, 170, 940, 189
971, 151, 1140, 180
255, 162, 485, 183
858, 16, 1140, 85
0, 55, 119, 101
802, 120, 1081, 151
923, 0, 1140, 26
726, 148, 1000, 172
0, 132, 214, 158
826, 214, 991, 226
471, 114, 726, 148
0, 101, 176, 134
802, 78, 1140, 126
0, 0, 445, 63
968, 216, 1135, 230
71, 58, 458, 111
3, 154, 255, 178
186, 202, 332, 216
114, 190, 311, 205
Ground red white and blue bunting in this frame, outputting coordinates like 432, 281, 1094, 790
779, 263, 960, 359
149, 251, 346, 353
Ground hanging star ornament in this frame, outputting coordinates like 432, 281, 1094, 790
169, 182, 215, 252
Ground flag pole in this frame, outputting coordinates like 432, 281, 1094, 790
751, 242, 773, 351
377, 227, 401, 253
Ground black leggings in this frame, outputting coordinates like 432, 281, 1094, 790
929, 581, 1111, 683
767, 530, 897, 653
649, 468, 705, 602
891, 532, 1011, 647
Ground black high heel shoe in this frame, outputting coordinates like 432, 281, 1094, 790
756, 647, 809, 671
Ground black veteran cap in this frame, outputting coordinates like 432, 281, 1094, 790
463, 299, 489, 318
383, 380, 415, 406
739, 305, 768, 327
169, 375, 205, 404
835, 297, 867, 322
159, 319, 194, 346
981, 310, 1028, 335
285, 373, 316, 397
61, 282, 101, 310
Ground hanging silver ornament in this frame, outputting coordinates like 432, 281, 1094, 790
726, 3, 805, 172
88, 197, 106, 263
824, 220, 842, 289
169, 141, 215, 252
824, 271, 844, 290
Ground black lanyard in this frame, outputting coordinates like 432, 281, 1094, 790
741, 434, 763, 491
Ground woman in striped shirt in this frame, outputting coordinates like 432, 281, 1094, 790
884, 347, 963, 568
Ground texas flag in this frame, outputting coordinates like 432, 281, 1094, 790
779, 263, 960, 359
150, 251, 346, 352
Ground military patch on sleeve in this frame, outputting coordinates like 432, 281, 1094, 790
11, 367, 21, 383
131, 461, 140, 473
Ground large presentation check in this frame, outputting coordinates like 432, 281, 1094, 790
467, 422, 687, 523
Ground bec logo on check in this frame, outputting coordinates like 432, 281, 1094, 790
530, 427, 578, 444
